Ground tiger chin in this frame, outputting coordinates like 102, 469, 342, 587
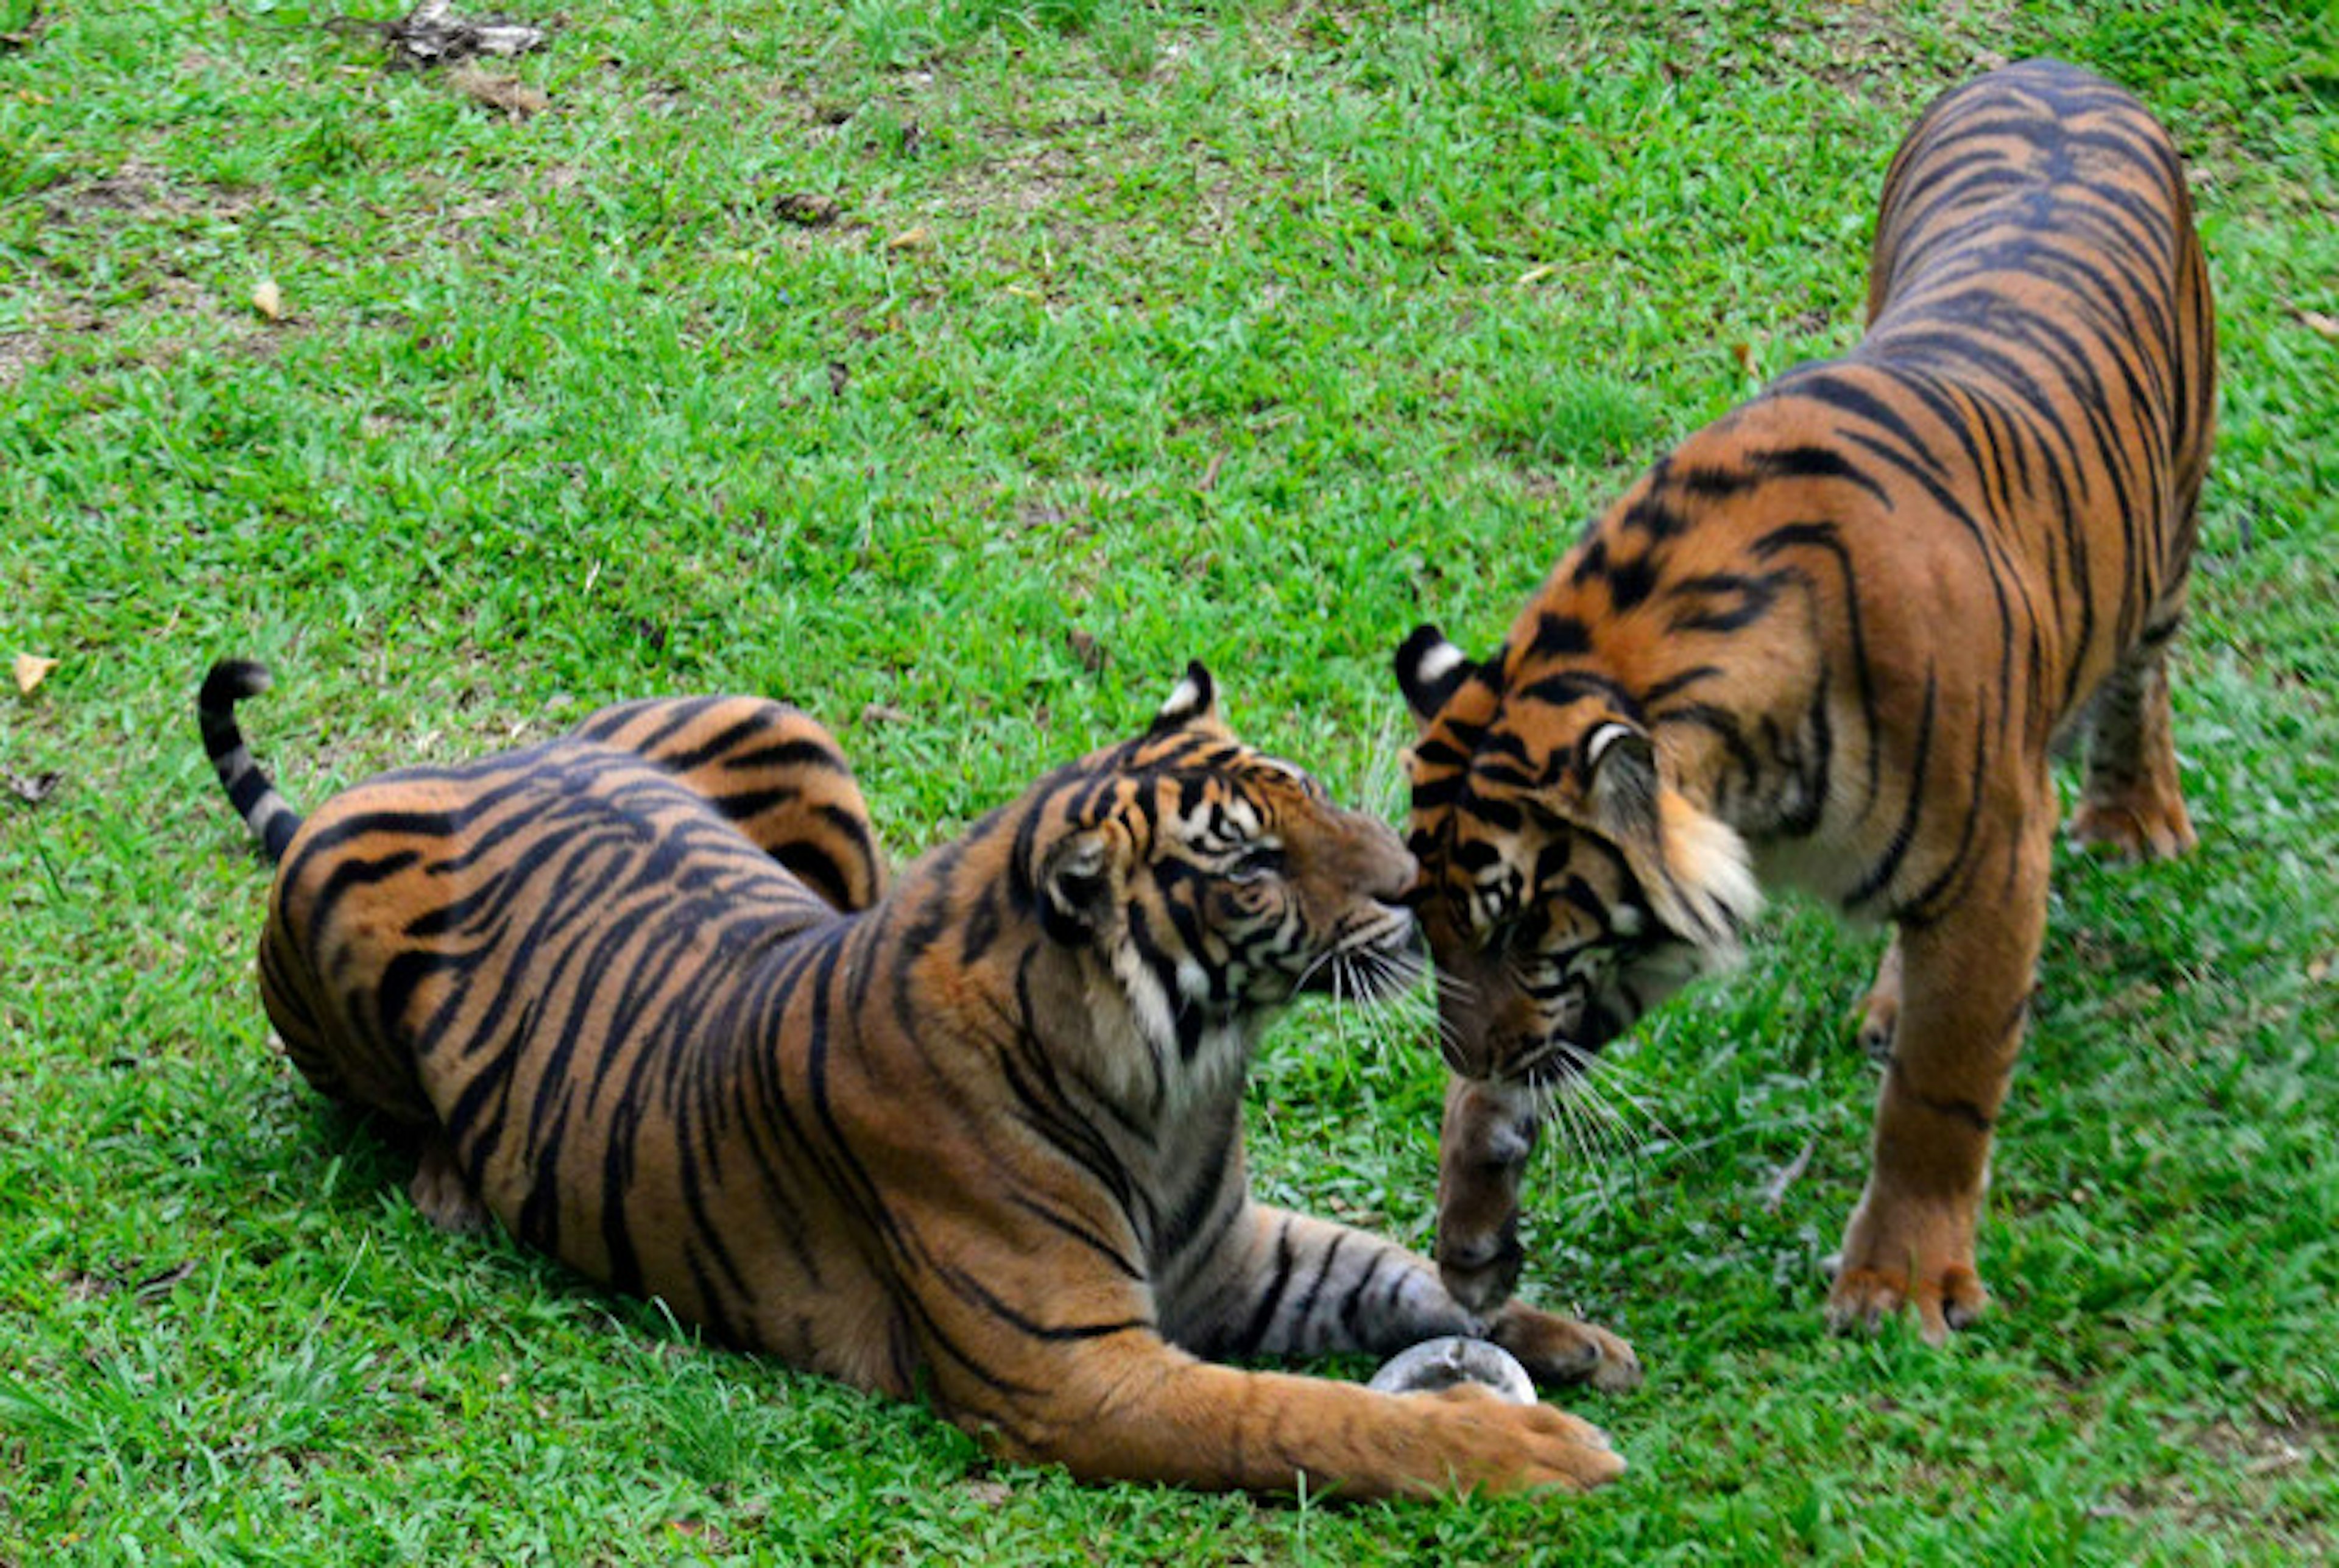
200, 657, 1634, 1499
1394, 60, 2214, 1345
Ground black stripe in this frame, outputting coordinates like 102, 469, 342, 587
1230, 1219, 1298, 1357
1848, 670, 1938, 908
718, 736, 850, 774
1886, 1055, 1994, 1133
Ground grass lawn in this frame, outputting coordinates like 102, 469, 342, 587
4, 0, 2334, 1560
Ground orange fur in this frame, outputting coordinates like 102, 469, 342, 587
1396, 60, 2212, 1341
203, 661, 1634, 1496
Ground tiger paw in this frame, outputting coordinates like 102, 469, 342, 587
1826, 1186, 1993, 1345
1411, 1384, 1626, 1495
1488, 1304, 1643, 1393
2067, 791, 2196, 861
1824, 1256, 1991, 1346
1438, 1231, 1525, 1319
408, 1132, 491, 1235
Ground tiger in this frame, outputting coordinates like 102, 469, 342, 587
1391, 58, 2214, 1344
199, 657, 1637, 1498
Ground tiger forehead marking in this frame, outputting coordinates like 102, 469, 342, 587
1066, 738, 1326, 872
1161, 776, 1268, 848
1406, 680, 1635, 952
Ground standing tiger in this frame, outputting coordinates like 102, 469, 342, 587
200, 658, 1635, 1498
1394, 60, 2214, 1342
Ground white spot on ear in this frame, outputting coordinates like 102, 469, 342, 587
1410, 639, 1467, 691
1153, 660, 1218, 729
1610, 905, 1644, 938
1584, 721, 1638, 769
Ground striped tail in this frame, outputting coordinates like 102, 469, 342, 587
199, 660, 303, 861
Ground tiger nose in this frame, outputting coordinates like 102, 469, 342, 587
1344, 815, 1419, 905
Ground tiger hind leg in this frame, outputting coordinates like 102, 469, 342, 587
2067, 633, 2195, 860
570, 696, 886, 911
1850, 934, 1903, 1056
408, 1128, 491, 1235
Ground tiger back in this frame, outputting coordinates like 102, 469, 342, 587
246, 687, 884, 1165
203, 659, 1634, 1497
1394, 60, 2214, 1343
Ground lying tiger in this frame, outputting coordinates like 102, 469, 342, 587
201, 658, 1634, 1497
1395, 60, 2214, 1341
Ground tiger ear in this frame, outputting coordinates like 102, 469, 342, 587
1039, 829, 1117, 944
1394, 624, 1470, 726
1149, 660, 1218, 734
1582, 719, 1660, 842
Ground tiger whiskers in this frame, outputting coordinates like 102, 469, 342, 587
1301, 944, 1429, 1065
1358, 710, 1414, 830
1427, 962, 1485, 1006
1529, 1041, 1665, 1189
1542, 1075, 1608, 1171
1558, 1040, 1673, 1144
1361, 950, 1437, 1054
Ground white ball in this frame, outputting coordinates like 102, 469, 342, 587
1366, 1336, 1536, 1405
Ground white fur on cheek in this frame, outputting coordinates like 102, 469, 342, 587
1112, 940, 1180, 1056
1659, 793, 1763, 949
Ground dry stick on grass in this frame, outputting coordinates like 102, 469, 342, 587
1760, 1136, 1819, 1214
326, 0, 546, 69
0, 2, 40, 52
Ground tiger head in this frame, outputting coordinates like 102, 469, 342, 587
1391, 624, 1762, 1089
1003, 662, 1424, 1100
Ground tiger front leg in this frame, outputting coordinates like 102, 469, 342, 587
1827, 833, 2050, 1343
918, 1218, 1626, 1497
1850, 934, 1903, 1056
2067, 640, 2196, 861
1205, 1204, 1640, 1394
990, 1340, 1625, 1498
1426, 1081, 1641, 1390
1434, 1075, 1536, 1313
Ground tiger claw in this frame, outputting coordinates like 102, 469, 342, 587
1826, 1262, 1989, 1345
2067, 796, 2196, 862
1488, 1305, 1644, 1393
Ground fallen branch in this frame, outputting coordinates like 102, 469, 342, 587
328, 1, 546, 69
1759, 1135, 1817, 1213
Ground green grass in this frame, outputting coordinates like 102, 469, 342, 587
4, 0, 2334, 1560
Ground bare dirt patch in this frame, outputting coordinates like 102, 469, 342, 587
40, 158, 262, 232
0, 331, 45, 387
2089, 1411, 2333, 1549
